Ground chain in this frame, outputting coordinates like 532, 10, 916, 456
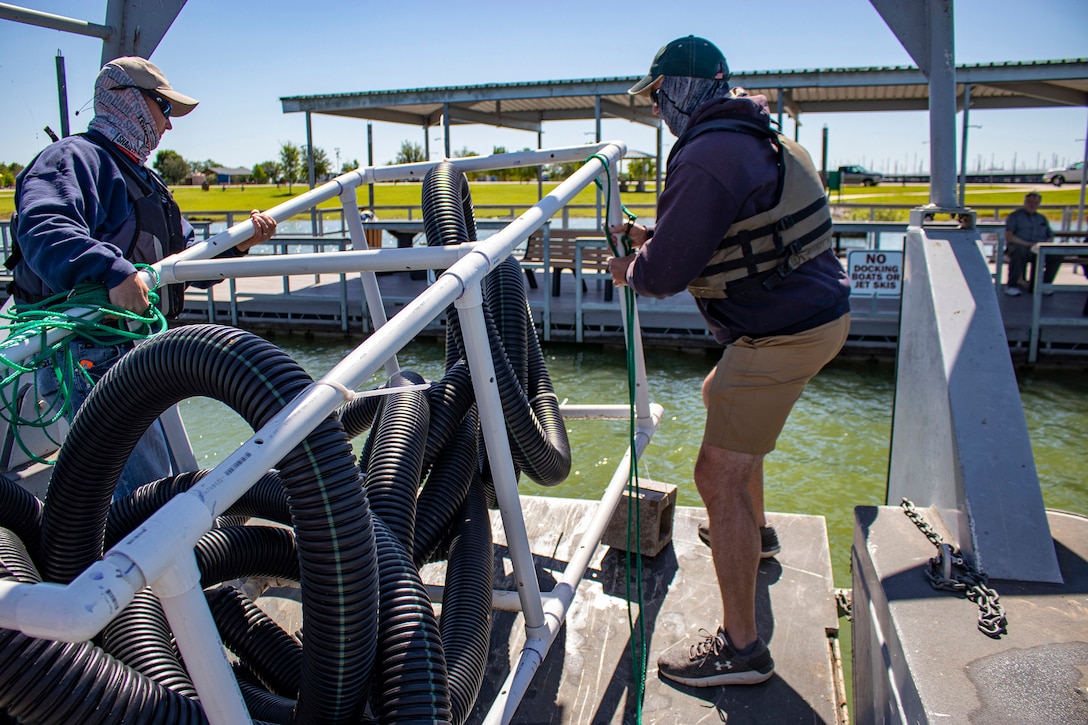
899, 499, 1008, 638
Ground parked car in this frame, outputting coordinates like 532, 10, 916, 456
1044, 161, 1084, 186
838, 165, 883, 186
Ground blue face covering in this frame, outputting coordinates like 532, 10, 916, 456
658, 75, 732, 137
86, 64, 161, 164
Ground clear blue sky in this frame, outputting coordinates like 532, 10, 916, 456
2, 0, 1086, 175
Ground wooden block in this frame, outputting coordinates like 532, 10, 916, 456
601, 478, 677, 557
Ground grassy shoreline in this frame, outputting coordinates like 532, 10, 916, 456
1, 182, 1084, 221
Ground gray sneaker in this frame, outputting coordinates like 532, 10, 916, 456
657, 627, 775, 687
698, 520, 782, 558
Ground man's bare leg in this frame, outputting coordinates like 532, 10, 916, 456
695, 440, 762, 649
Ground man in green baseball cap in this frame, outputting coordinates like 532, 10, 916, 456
609, 36, 851, 689
628, 35, 729, 95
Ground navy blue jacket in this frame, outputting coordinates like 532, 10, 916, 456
11, 130, 194, 302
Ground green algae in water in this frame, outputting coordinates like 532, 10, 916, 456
178, 337, 1087, 589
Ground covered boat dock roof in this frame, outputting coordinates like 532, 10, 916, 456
280, 59, 1088, 161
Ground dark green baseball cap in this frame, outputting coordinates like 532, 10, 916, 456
628, 35, 730, 95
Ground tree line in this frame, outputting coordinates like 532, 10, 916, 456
2, 141, 655, 190
388, 141, 656, 184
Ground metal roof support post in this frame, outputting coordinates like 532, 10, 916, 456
1078, 115, 1087, 231
55, 51, 70, 138
367, 122, 375, 209
306, 112, 317, 235
100, 0, 185, 64
821, 125, 829, 181
926, 0, 958, 208
870, 0, 959, 207
443, 102, 451, 158
958, 83, 971, 206
537, 127, 544, 201
594, 96, 603, 226
777, 87, 785, 130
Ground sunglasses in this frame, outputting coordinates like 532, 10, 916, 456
112, 85, 172, 118
649, 87, 669, 107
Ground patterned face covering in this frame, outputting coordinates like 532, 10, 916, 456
87, 64, 161, 164
657, 75, 732, 138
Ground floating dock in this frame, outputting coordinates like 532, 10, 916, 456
258, 498, 847, 724
174, 261, 1088, 362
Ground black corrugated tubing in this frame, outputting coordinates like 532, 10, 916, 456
446, 292, 571, 485
205, 585, 302, 699
105, 469, 209, 549
0, 473, 43, 563
421, 161, 571, 487
336, 391, 382, 440
30, 324, 379, 724
422, 360, 476, 472
437, 478, 493, 725
194, 524, 300, 587
369, 515, 451, 724
101, 589, 199, 699
362, 371, 430, 551
235, 671, 296, 724
413, 407, 480, 568
0, 527, 208, 724
423, 162, 478, 248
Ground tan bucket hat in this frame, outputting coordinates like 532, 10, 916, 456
103, 56, 200, 117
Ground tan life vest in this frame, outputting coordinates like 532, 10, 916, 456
686, 130, 833, 299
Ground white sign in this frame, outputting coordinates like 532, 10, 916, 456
847, 250, 903, 297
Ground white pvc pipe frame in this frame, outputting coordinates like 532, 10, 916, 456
0, 141, 664, 724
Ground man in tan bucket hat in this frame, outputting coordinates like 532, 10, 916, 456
8, 56, 277, 499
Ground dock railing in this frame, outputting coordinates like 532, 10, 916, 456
0, 142, 667, 724
1029, 242, 1088, 361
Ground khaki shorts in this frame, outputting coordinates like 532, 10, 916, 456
703, 314, 850, 455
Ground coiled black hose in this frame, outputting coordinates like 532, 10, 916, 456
439, 478, 493, 725
106, 470, 290, 551
362, 370, 430, 550
422, 161, 477, 248
422, 360, 477, 471
413, 406, 479, 568
421, 162, 571, 486
34, 324, 379, 724
336, 392, 382, 439
0, 527, 208, 724
369, 515, 450, 723
0, 473, 42, 562
446, 284, 571, 485
101, 588, 199, 699
194, 524, 300, 587
206, 585, 302, 698
0, 154, 574, 722
236, 672, 296, 724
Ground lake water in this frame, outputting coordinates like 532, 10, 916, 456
178, 335, 1088, 589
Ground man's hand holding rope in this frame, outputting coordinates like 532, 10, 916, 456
607, 221, 650, 288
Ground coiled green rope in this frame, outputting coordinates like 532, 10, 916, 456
0, 265, 168, 464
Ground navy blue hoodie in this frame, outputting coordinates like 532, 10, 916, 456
627, 95, 850, 344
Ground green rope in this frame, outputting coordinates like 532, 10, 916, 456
588, 152, 646, 720
0, 266, 168, 464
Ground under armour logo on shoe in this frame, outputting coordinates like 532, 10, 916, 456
714, 660, 735, 672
